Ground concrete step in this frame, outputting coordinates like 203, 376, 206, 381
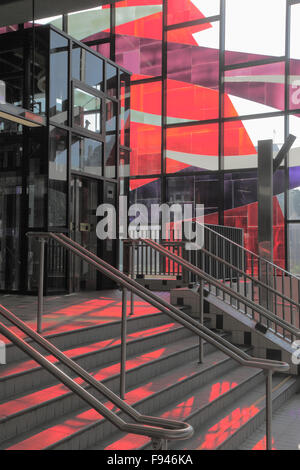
2, 312, 170, 365
0, 326, 226, 444
97, 358, 262, 450
1, 346, 240, 450
239, 389, 300, 450
0, 321, 194, 401
172, 373, 298, 451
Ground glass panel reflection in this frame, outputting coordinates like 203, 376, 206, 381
49, 31, 69, 125
120, 72, 130, 148
288, 224, 300, 274
105, 100, 117, 178
106, 63, 118, 98
49, 126, 68, 227
72, 46, 104, 91
71, 134, 103, 177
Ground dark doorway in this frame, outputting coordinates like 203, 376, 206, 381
70, 175, 100, 291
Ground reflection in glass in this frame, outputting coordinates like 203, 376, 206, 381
49, 126, 68, 227
73, 87, 102, 134
119, 149, 130, 178
32, 28, 48, 115
106, 63, 118, 98
49, 31, 69, 125
0, 117, 23, 290
28, 127, 47, 228
71, 134, 103, 176
288, 224, 300, 274
0, 46, 24, 107
105, 100, 117, 178
120, 72, 130, 148
224, 116, 284, 170
167, 175, 220, 217
72, 46, 104, 91
130, 178, 161, 232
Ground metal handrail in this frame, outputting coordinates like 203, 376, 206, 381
26, 232, 290, 451
198, 247, 300, 310
136, 238, 299, 311
139, 238, 300, 340
199, 222, 299, 282
42, 232, 288, 372
0, 306, 193, 448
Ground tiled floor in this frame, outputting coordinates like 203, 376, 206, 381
0, 290, 168, 342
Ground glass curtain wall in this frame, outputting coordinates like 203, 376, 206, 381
7, 2, 300, 274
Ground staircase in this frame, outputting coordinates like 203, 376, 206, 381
0, 307, 298, 451
0, 231, 299, 450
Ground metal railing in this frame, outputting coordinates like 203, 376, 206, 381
197, 223, 300, 332
129, 222, 300, 342
132, 238, 300, 344
25, 232, 290, 451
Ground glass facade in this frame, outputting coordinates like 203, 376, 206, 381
53, 0, 300, 273
2, 0, 300, 284
0, 24, 130, 293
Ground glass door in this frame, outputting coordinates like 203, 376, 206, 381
70, 175, 100, 291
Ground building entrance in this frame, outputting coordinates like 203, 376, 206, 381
70, 175, 100, 291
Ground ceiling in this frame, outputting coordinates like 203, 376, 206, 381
0, 0, 114, 27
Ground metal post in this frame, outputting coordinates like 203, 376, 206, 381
265, 370, 273, 450
198, 278, 204, 364
120, 287, 127, 400
129, 245, 134, 316
37, 238, 46, 334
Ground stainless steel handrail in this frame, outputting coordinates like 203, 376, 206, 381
44, 233, 289, 371
26, 232, 289, 451
140, 238, 300, 340
0, 306, 193, 448
0, 304, 193, 446
135, 238, 299, 311
134, 238, 300, 338
0, 318, 191, 443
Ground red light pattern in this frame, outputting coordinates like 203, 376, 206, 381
199, 405, 260, 450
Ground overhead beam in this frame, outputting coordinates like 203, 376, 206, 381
0, 0, 115, 28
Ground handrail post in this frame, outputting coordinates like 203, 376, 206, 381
199, 278, 204, 363
129, 243, 134, 315
37, 237, 46, 334
265, 370, 273, 450
120, 286, 128, 400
